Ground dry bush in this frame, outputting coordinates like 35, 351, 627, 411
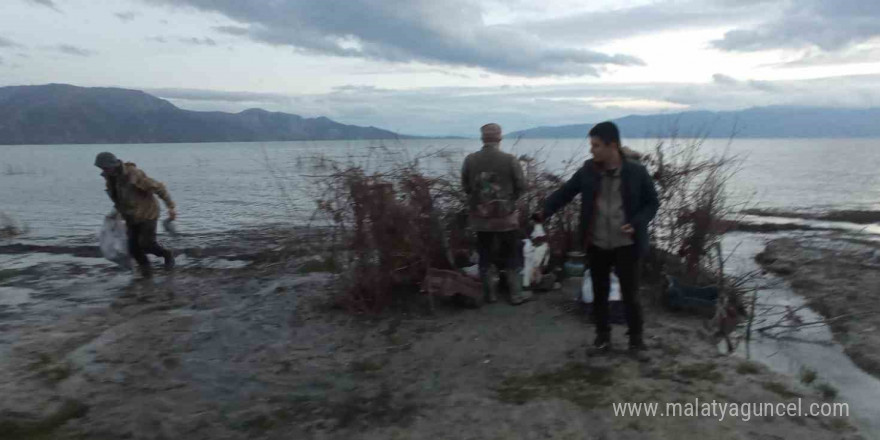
637, 130, 756, 345
641, 132, 742, 285
302, 141, 588, 313
300, 131, 742, 314
307, 145, 465, 313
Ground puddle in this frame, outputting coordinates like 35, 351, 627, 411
187, 256, 250, 270
722, 232, 880, 437
0, 252, 111, 270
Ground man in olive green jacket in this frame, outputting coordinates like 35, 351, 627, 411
95, 152, 176, 278
461, 123, 530, 305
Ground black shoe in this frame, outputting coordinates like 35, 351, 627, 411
593, 334, 611, 351
163, 249, 175, 270
628, 336, 647, 352
628, 338, 649, 362
139, 265, 153, 279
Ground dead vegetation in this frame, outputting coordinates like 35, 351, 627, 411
286, 132, 747, 317
640, 133, 742, 286
292, 143, 586, 313
303, 145, 464, 313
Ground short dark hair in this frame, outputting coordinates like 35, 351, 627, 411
589, 121, 621, 146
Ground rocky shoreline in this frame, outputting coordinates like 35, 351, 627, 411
742, 209, 880, 225
0, 227, 862, 439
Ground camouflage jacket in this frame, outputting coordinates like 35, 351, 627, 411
104, 162, 175, 223
461, 143, 525, 232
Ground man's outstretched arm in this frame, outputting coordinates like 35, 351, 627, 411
540, 167, 584, 220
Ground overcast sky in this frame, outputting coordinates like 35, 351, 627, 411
2, 0, 880, 135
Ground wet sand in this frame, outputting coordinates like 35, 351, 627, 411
0, 227, 862, 439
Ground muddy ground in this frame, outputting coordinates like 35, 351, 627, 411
757, 233, 880, 380
0, 228, 862, 439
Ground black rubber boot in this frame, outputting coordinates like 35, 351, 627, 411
139, 265, 153, 279
593, 333, 611, 352
480, 268, 498, 304
163, 249, 175, 270
629, 334, 647, 352
507, 270, 532, 306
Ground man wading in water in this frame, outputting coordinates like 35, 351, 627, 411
461, 123, 530, 305
534, 122, 659, 352
95, 152, 176, 279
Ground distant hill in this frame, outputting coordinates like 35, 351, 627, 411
0, 84, 404, 145
509, 107, 880, 139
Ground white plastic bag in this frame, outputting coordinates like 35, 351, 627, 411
462, 264, 480, 280
99, 211, 131, 268
580, 269, 621, 303
523, 224, 550, 287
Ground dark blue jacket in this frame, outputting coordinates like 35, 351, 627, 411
542, 159, 660, 257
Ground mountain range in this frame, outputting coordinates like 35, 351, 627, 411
0, 84, 403, 145
509, 106, 880, 139
2, 84, 880, 144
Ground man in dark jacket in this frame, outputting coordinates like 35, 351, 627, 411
535, 122, 659, 351
95, 152, 176, 279
461, 123, 530, 305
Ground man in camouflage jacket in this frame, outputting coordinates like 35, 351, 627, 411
461, 123, 530, 305
95, 152, 176, 278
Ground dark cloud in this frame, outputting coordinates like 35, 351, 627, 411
774, 46, 880, 68
0, 36, 23, 49
214, 26, 247, 37
56, 44, 95, 57
115, 11, 138, 22
141, 0, 878, 75
712, 74, 778, 92
746, 80, 778, 92
23, 0, 59, 11
349, 65, 474, 79
179, 37, 217, 46
146, 36, 218, 46
142, 0, 643, 77
713, 0, 880, 52
712, 74, 738, 86
519, 0, 777, 44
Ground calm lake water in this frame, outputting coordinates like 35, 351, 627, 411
2, 138, 880, 241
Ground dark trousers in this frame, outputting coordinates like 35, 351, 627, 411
477, 231, 520, 273
126, 219, 167, 268
588, 245, 643, 338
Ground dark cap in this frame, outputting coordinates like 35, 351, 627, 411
94, 152, 121, 169
480, 123, 502, 143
